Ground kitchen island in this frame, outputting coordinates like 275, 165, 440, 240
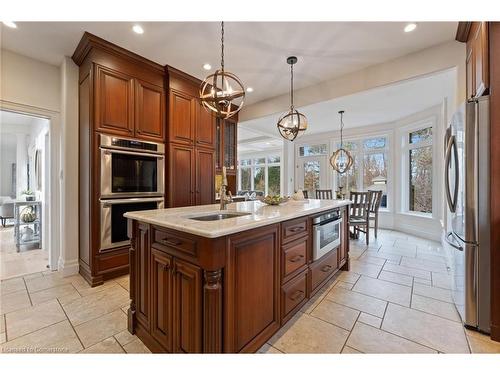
124, 199, 350, 353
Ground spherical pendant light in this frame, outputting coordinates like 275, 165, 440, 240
330, 111, 354, 174
200, 22, 245, 119
277, 56, 308, 141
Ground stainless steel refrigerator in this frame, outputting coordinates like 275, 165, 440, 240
444, 96, 490, 333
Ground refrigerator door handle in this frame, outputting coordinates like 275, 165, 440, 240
445, 231, 463, 251
444, 135, 459, 213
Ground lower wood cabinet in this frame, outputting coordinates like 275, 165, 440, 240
281, 269, 308, 323
310, 248, 339, 294
151, 248, 173, 352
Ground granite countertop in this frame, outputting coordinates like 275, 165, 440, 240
124, 199, 351, 238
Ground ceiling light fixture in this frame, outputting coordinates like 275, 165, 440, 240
200, 21, 245, 119
404, 23, 417, 33
329, 110, 353, 174
132, 25, 144, 34
203, 63, 212, 70
2, 21, 17, 29
276, 56, 308, 142
246, 87, 254, 93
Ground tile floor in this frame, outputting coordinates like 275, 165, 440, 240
0, 226, 49, 280
1, 229, 499, 354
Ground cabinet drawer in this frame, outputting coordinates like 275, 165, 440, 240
310, 249, 338, 293
281, 217, 308, 244
281, 270, 308, 322
282, 237, 308, 282
152, 227, 197, 257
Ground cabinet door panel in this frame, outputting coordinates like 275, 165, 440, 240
169, 145, 195, 207
136, 223, 151, 330
173, 259, 202, 353
196, 103, 216, 148
95, 65, 134, 135
136, 80, 165, 141
169, 90, 195, 145
151, 249, 173, 352
196, 148, 215, 205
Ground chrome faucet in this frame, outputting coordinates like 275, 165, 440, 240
219, 184, 233, 210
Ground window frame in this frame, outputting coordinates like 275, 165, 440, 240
237, 152, 283, 196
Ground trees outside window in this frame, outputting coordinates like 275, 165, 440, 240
237, 154, 281, 196
407, 127, 433, 213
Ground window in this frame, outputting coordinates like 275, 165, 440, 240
237, 154, 281, 196
299, 144, 327, 156
334, 136, 389, 209
407, 126, 433, 213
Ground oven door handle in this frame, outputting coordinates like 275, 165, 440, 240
101, 197, 164, 207
101, 148, 165, 158
313, 217, 343, 228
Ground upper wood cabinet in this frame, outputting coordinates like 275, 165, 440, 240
169, 144, 196, 207
458, 22, 489, 99
195, 148, 215, 205
136, 80, 165, 141
196, 103, 216, 149
169, 89, 196, 146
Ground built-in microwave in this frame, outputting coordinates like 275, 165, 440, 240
100, 135, 165, 198
100, 197, 164, 251
312, 210, 342, 261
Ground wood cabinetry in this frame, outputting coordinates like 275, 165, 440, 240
458, 22, 490, 98
72, 32, 167, 286
167, 67, 217, 207
128, 207, 350, 353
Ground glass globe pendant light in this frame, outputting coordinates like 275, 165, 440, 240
200, 21, 245, 119
330, 110, 354, 173
277, 56, 308, 141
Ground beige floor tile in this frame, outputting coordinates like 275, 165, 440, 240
0, 320, 83, 353
29, 284, 80, 305
0, 289, 31, 314
349, 260, 383, 278
115, 329, 137, 346
337, 271, 361, 284
357, 254, 387, 266
363, 250, 402, 263
114, 275, 130, 291
413, 283, 453, 303
300, 277, 338, 314
335, 281, 354, 290
0, 314, 5, 333
341, 345, 363, 354
62, 285, 129, 326
431, 272, 453, 290
465, 330, 500, 353
400, 257, 448, 273
68, 275, 119, 296
310, 299, 360, 330
383, 262, 431, 280
416, 253, 447, 264
57, 290, 83, 305
326, 287, 387, 318
414, 277, 432, 286
378, 270, 413, 287
22, 272, 44, 281
257, 343, 283, 354
393, 239, 417, 250
1, 277, 26, 295
382, 303, 469, 353
352, 276, 411, 307
347, 322, 436, 353
81, 336, 125, 353
0, 332, 5, 344
25, 273, 72, 293
268, 313, 349, 353
357, 312, 382, 328
74, 309, 127, 348
123, 338, 152, 353
411, 294, 460, 322
6, 299, 67, 340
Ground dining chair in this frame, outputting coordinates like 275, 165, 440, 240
349, 191, 370, 245
315, 189, 333, 199
368, 190, 383, 238
302, 190, 309, 199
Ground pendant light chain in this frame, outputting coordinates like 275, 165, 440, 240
290, 63, 294, 110
340, 111, 344, 149
221, 21, 225, 72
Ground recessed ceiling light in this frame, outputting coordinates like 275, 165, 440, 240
404, 23, 417, 33
203, 63, 212, 70
2, 21, 17, 29
132, 25, 144, 34
246, 87, 254, 93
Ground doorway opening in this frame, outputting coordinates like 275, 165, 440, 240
0, 110, 52, 279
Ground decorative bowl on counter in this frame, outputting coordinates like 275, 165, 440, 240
258, 195, 290, 206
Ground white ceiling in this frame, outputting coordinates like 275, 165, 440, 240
239, 68, 456, 137
0, 22, 457, 105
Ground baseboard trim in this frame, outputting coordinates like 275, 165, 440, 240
57, 257, 79, 277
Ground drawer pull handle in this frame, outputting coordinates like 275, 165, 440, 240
321, 265, 333, 273
159, 238, 182, 247
288, 226, 304, 233
289, 290, 305, 301
289, 254, 305, 263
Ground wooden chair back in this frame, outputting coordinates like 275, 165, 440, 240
302, 190, 309, 199
315, 189, 333, 199
349, 191, 369, 219
368, 190, 383, 214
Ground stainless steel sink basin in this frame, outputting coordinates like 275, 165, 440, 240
189, 212, 251, 221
